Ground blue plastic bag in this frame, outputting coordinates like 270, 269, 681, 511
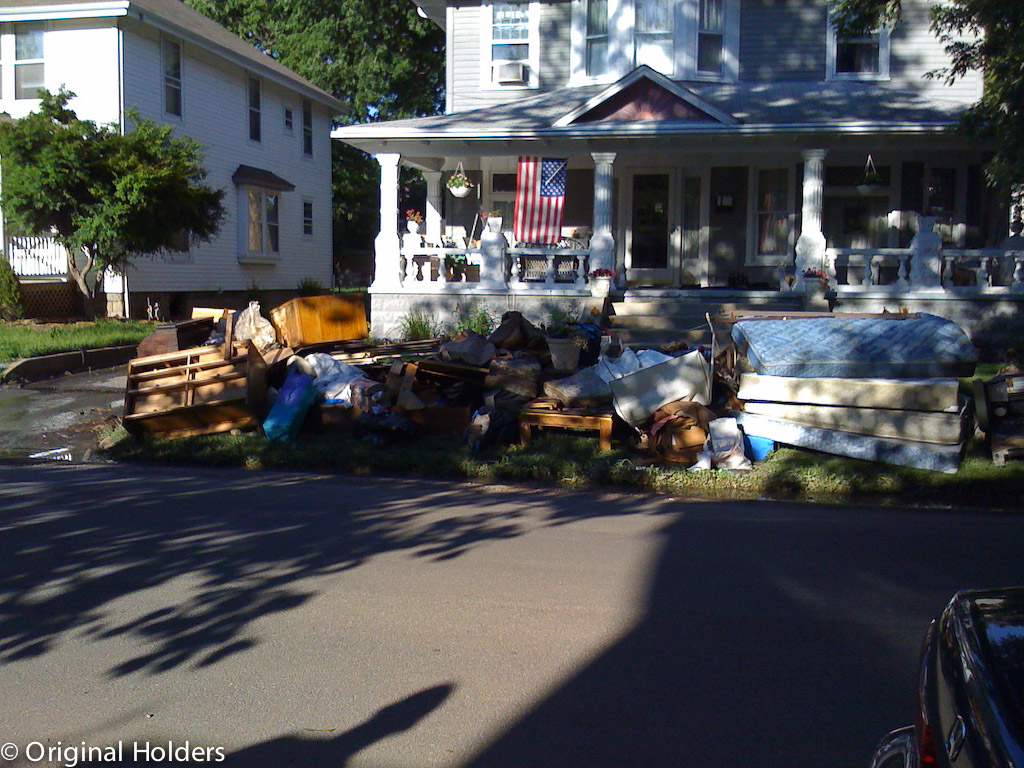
263, 367, 317, 442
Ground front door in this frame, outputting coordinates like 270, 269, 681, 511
626, 172, 678, 285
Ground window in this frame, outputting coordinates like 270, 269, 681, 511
301, 100, 313, 156
697, 0, 724, 75
302, 200, 313, 236
634, 0, 672, 73
245, 188, 279, 257
585, 0, 609, 77
247, 76, 261, 141
162, 38, 182, 117
569, 0, 738, 83
827, 12, 890, 79
284, 106, 294, 132
483, 2, 537, 87
14, 27, 44, 100
755, 169, 792, 258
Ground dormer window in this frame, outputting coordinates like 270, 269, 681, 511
569, 0, 738, 85
697, 0, 724, 75
586, 0, 609, 77
484, 2, 538, 88
634, 0, 672, 73
827, 12, 890, 80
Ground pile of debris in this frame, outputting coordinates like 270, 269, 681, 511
121, 299, 1015, 473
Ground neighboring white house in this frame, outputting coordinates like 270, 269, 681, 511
0, 0, 345, 317
334, 0, 1023, 342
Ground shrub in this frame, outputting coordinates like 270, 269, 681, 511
453, 302, 495, 336
0, 258, 25, 321
296, 277, 323, 296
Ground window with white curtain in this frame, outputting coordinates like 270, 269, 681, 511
634, 0, 673, 73
586, 0, 609, 77
697, 0, 724, 75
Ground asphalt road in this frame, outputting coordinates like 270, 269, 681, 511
2, 463, 1023, 768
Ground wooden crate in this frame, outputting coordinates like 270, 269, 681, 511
123, 340, 266, 439
269, 294, 368, 348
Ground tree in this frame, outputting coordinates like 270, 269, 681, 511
0, 90, 225, 304
185, 0, 445, 263
830, 0, 1024, 189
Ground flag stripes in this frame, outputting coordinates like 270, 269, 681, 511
514, 156, 567, 245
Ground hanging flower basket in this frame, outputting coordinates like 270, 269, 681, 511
446, 163, 474, 198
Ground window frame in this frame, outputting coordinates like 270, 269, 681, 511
747, 165, 796, 266
301, 99, 313, 156
13, 25, 45, 100
247, 75, 262, 142
302, 199, 314, 237
284, 105, 294, 133
568, 0, 739, 86
826, 11, 890, 81
480, 1, 541, 90
161, 35, 183, 118
238, 186, 282, 263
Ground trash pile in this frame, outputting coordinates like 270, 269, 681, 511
121, 299, 1014, 473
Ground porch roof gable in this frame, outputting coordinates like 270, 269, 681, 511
554, 66, 739, 127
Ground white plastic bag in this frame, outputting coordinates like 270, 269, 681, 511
708, 417, 752, 471
234, 301, 276, 352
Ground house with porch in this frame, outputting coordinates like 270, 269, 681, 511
333, 0, 1023, 349
1, 0, 344, 319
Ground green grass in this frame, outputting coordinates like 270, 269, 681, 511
0, 319, 154, 363
102, 425, 1024, 511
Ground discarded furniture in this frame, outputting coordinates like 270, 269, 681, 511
519, 398, 614, 451
135, 316, 216, 359
269, 294, 368, 348
974, 373, 1024, 466
123, 340, 266, 439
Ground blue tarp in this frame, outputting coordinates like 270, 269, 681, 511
731, 314, 976, 379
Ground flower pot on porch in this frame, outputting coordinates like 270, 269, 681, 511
547, 336, 580, 372
589, 275, 613, 298
449, 185, 471, 198
407, 220, 421, 234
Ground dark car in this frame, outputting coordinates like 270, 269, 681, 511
871, 588, 1024, 768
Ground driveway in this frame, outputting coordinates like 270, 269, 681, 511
3, 463, 1024, 767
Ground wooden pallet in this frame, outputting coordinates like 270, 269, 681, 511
518, 398, 614, 451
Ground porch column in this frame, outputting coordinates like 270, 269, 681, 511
590, 152, 617, 282
794, 149, 828, 290
423, 171, 443, 245
372, 153, 403, 290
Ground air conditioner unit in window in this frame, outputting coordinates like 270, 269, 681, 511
495, 61, 527, 85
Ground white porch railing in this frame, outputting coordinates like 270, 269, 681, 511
397, 234, 592, 291
827, 247, 1024, 292
6, 235, 69, 278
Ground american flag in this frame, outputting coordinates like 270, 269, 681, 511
514, 157, 567, 245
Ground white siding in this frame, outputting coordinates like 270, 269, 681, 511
0, 18, 120, 123
889, 0, 982, 102
118, 21, 333, 294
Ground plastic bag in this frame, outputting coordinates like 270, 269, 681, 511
234, 301, 276, 353
262, 367, 317, 442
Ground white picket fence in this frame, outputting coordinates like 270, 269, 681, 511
6, 235, 69, 277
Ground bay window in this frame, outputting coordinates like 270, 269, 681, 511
233, 165, 294, 262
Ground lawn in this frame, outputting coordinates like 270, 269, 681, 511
0, 320, 154, 363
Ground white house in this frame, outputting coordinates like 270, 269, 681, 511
0, 0, 345, 318
334, 0, 1023, 347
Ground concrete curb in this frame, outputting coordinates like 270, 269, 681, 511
1, 344, 138, 383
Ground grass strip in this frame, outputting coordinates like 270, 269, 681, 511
0, 320, 154, 363
102, 426, 1024, 510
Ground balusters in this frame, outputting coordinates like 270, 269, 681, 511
545, 254, 556, 286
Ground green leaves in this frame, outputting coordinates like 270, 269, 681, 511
830, 0, 1024, 188
0, 89, 225, 299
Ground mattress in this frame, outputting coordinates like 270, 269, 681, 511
737, 373, 962, 412
733, 412, 964, 473
741, 401, 970, 444
731, 314, 977, 379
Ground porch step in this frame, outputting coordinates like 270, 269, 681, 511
606, 293, 804, 349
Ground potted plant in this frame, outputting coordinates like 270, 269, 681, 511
483, 210, 503, 234
405, 208, 423, 234
542, 306, 583, 372
446, 170, 474, 198
588, 268, 615, 297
